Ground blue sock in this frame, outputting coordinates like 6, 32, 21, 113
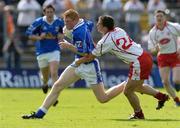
35, 108, 46, 118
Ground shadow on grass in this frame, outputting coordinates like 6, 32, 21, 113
109, 118, 180, 122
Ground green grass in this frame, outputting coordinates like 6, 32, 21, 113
0, 88, 180, 128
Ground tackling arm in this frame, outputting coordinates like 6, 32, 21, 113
75, 54, 96, 66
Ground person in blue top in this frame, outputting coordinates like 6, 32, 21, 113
26, 4, 64, 94
22, 9, 125, 119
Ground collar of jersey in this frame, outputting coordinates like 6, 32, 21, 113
73, 19, 84, 30
43, 15, 58, 25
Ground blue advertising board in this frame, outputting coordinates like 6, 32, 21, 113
0, 68, 163, 88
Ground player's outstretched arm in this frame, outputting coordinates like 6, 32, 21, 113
75, 54, 96, 66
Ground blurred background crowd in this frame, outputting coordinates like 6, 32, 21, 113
0, 0, 180, 70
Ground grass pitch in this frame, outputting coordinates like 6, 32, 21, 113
0, 88, 180, 128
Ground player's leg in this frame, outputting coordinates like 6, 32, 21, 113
48, 51, 60, 84
123, 79, 145, 119
40, 66, 49, 93
49, 60, 60, 106
49, 61, 59, 84
172, 66, 180, 106
159, 67, 179, 105
91, 81, 125, 103
135, 83, 169, 109
22, 66, 80, 119
41, 66, 80, 109
37, 54, 50, 93
172, 66, 180, 92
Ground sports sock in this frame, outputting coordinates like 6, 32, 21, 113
35, 107, 47, 118
154, 92, 166, 100
174, 97, 180, 103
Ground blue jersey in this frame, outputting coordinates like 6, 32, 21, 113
72, 19, 95, 59
26, 16, 64, 56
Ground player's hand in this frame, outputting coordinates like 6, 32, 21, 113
40, 33, 46, 40
59, 42, 72, 49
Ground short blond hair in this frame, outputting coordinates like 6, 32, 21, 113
63, 9, 79, 20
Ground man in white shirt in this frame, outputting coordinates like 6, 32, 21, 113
17, 0, 41, 46
123, 0, 144, 42
148, 10, 180, 106
71, 15, 169, 119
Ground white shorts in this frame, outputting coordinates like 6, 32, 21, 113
37, 50, 60, 68
73, 59, 103, 86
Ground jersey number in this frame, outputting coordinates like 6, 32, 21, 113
115, 36, 133, 50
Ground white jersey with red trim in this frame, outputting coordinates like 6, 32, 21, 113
148, 21, 180, 54
92, 27, 143, 64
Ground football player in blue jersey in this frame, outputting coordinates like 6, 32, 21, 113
26, 4, 64, 94
22, 9, 125, 119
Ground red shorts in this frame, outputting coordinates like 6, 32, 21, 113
129, 51, 153, 80
157, 52, 180, 68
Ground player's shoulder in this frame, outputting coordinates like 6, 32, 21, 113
167, 21, 179, 28
55, 17, 64, 23
34, 17, 43, 23
31, 17, 43, 26
73, 22, 86, 34
149, 26, 156, 34
111, 27, 127, 38
84, 20, 94, 32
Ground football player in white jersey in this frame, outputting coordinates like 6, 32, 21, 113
148, 10, 180, 106
71, 15, 169, 119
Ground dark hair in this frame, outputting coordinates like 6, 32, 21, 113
155, 10, 166, 15
43, 4, 55, 12
99, 15, 114, 30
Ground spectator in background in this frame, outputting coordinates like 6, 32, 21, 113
25, 4, 64, 94
2, 5, 23, 69
124, 0, 144, 42
17, 0, 41, 47
0, 1, 5, 57
36, 0, 46, 5
43, 0, 66, 17
102, 0, 122, 27
64, 0, 75, 10
148, 10, 180, 106
89, 0, 102, 21
147, 0, 166, 28
75, 0, 92, 19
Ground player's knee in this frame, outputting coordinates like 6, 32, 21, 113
123, 89, 130, 97
97, 97, 108, 103
52, 82, 64, 93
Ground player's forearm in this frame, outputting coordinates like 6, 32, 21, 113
29, 35, 41, 41
57, 34, 64, 42
75, 54, 96, 66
